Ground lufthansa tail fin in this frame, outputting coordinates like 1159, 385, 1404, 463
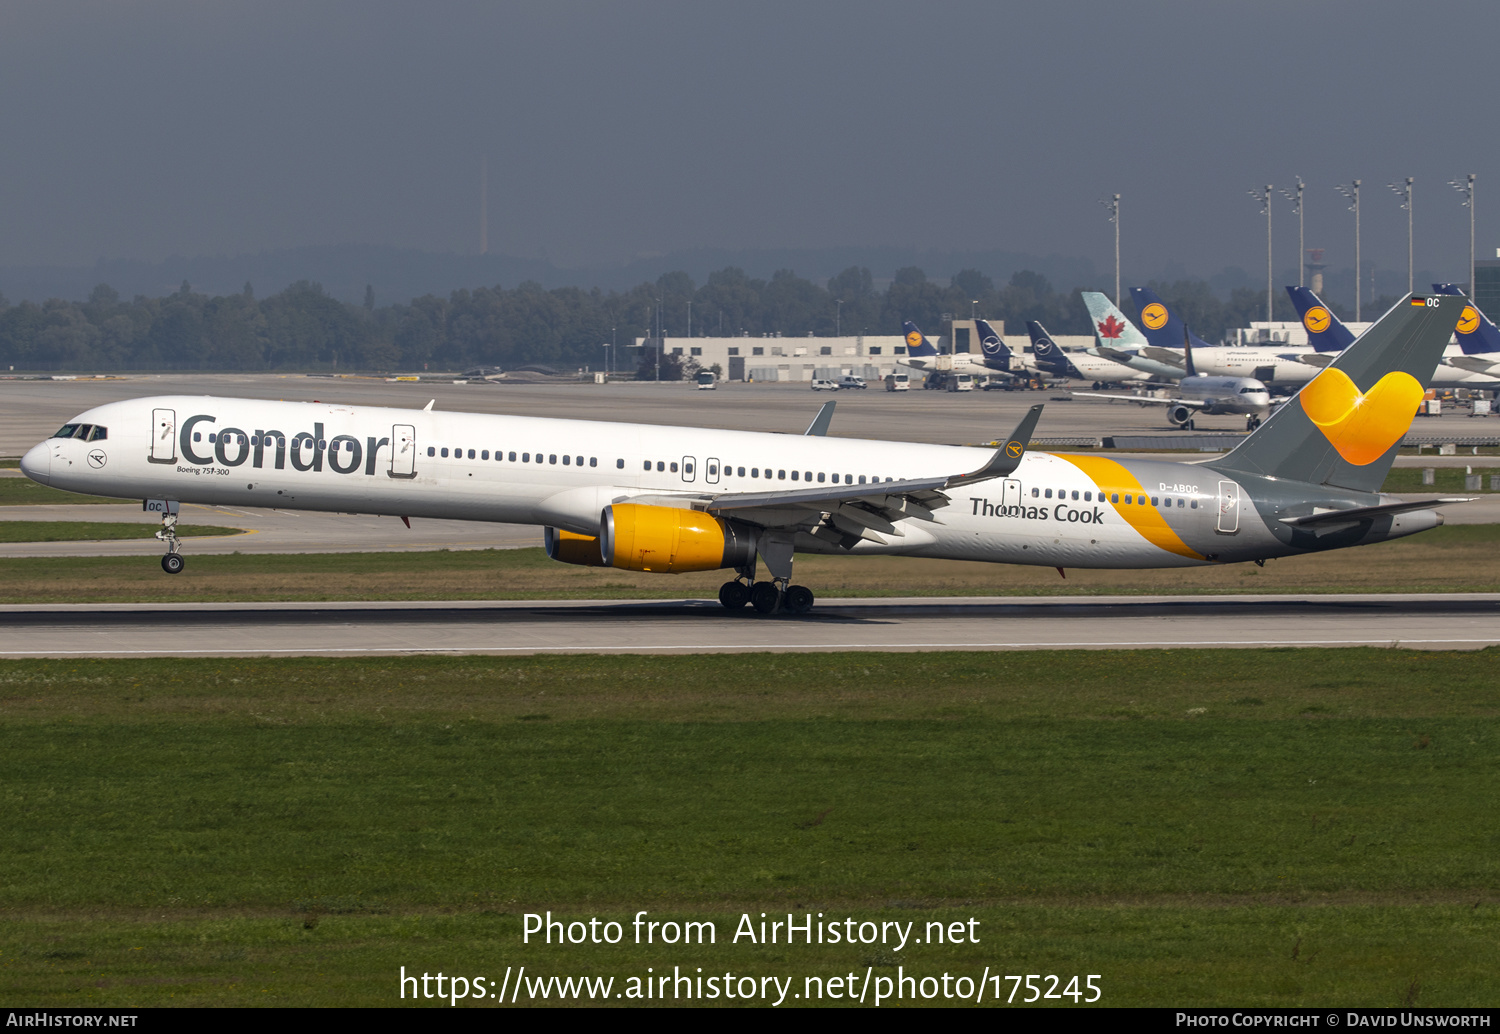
1208, 293, 1467, 494
1433, 284, 1500, 355
1127, 288, 1217, 351
974, 318, 1014, 371
902, 321, 940, 357
1025, 321, 1080, 378
1286, 286, 1357, 353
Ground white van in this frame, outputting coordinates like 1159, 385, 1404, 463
811, 378, 840, 391
946, 373, 975, 392
884, 372, 910, 391
695, 371, 717, 390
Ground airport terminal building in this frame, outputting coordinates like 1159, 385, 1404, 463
637, 320, 1093, 382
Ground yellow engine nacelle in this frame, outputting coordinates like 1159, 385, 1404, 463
543, 527, 608, 567
600, 503, 756, 574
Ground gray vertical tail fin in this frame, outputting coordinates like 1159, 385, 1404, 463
1208, 294, 1464, 494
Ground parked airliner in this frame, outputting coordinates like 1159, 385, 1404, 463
21, 294, 1468, 615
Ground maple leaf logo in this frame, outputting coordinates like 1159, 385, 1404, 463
1097, 315, 1126, 339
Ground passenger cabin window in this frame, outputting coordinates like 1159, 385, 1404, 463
670, 462, 678, 473
737, 467, 746, 476
563, 455, 570, 465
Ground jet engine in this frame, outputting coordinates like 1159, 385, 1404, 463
1167, 404, 1195, 428
600, 503, 756, 574
544, 526, 607, 567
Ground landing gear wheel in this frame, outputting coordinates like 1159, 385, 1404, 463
783, 585, 815, 615
1247, 415, 1262, 430
161, 553, 185, 574
750, 581, 781, 615
718, 580, 750, 610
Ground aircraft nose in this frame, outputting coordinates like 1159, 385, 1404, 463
19, 441, 50, 485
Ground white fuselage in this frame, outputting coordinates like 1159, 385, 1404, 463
24, 394, 1282, 571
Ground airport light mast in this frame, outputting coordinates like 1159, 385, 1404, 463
1337, 180, 1361, 319
1389, 177, 1414, 295
1450, 173, 1476, 298
1099, 193, 1121, 305
1280, 177, 1305, 287
1248, 185, 1273, 324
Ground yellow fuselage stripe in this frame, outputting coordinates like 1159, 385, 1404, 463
1054, 454, 1205, 561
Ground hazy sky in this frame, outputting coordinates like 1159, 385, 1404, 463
2, 0, 1496, 285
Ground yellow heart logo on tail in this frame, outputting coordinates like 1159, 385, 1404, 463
1299, 367, 1423, 466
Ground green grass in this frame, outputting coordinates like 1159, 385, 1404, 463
0, 521, 242, 542
1, 651, 1497, 1006
0, 476, 122, 505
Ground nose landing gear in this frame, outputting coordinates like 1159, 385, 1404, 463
156, 513, 185, 574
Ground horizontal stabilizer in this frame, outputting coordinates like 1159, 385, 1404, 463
1278, 497, 1473, 526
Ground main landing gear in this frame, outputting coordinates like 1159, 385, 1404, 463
717, 535, 816, 616
718, 578, 816, 616
156, 512, 185, 574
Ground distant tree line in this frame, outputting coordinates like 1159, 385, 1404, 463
0, 268, 1376, 373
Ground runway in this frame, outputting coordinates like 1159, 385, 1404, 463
2, 593, 1496, 657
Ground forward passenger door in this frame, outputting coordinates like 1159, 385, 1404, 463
150, 408, 176, 463
390, 424, 417, 478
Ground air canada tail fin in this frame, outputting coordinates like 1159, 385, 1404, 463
1208, 293, 1467, 494
1080, 291, 1148, 348
1286, 286, 1357, 353
902, 321, 939, 357
1127, 287, 1216, 351
1433, 284, 1500, 355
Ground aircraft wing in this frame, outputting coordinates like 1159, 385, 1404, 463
626, 405, 1044, 546
1446, 355, 1500, 374
1071, 391, 1206, 409
1092, 344, 1142, 364
1278, 497, 1474, 527
1295, 353, 1338, 369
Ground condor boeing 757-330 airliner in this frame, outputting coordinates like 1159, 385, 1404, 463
20, 293, 1470, 615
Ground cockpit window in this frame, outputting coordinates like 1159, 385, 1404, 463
52, 424, 80, 439
87, 426, 107, 441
